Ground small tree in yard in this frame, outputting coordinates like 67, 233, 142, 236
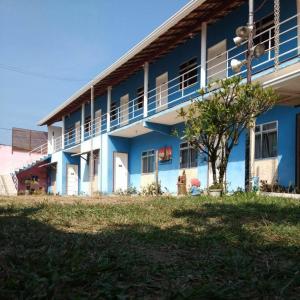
178, 76, 277, 190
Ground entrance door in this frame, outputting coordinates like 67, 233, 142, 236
114, 152, 128, 192
75, 121, 81, 144
207, 39, 227, 84
156, 72, 168, 112
120, 94, 129, 126
93, 150, 99, 192
67, 164, 79, 195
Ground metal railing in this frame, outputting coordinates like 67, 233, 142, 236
44, 12, 300, 153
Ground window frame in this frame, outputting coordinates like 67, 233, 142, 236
179, 142, 198, 169
255, 120, 278, 160
141, 149, 155, 174
84, 115, 91, 134
179, 57, 198, 90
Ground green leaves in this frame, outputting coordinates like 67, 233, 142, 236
179, 76, 277, 185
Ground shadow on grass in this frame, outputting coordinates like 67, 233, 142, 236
0, 200, 299, 299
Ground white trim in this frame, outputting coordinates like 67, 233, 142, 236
107, 86, 112, 132
37, 0, 206, 125
143, 62, 149, 117
81, 103, 85, 142
61, 116, 65, 149
200, 22, 207, 88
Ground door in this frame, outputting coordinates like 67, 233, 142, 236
93, 150, 99, 192
95, 109, 102, 135
120, 94, 129, 126
75, 121, 81, 144
67, 164, 79, 195
114, 152, 128, 192
51, 166, 57, 194
207, 39, 227, 84
156, 72, 168, 112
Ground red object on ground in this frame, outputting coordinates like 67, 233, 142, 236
191, 178, 200, 187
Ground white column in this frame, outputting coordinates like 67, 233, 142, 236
143, 62, 149, 118
200, 22, 207, 89
81, 103, 85, 142
107, 86, 112, 132
90, 85, 95, 196
61, 116, 65, 150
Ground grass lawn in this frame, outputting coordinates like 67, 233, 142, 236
0, 194, 299, 299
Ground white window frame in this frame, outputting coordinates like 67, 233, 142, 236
255, 120, 278, 160
141, 149, 155, 174
179, 142, 198, 169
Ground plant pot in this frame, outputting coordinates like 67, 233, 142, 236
209, 189, 222, 197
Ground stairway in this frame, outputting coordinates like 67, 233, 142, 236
0, 174, 17, 196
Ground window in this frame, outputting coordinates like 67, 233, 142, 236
255, 121, 277, 159
111, 102, 117, 121
179, 58, 198, 89
254, 14, 274, 51
180, 142, 198, 168
84, 116, 91, 134
142, 150, 155, 173
136, 87, 144, 110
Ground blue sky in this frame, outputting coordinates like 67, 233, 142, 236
0, 0, 189, 145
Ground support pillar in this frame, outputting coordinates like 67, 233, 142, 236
143, 62, 149, 117
61, 116, 65, 150
90, 86, 95, 196
200, 22, 207, 89
107, 86, 112, 132
81, 103, 85, 142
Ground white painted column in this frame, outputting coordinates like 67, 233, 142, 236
90, 85, 95, 196
143, 62, 149, 118
200, 22, 207, 89
107, 86, 112, 132
61, 116, 65, 150
81, 103, 85, 142
297, 0, 300, 54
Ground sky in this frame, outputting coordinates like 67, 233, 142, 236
0, 0, 189, 145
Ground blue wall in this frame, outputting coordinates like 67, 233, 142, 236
257, 105, 300, 187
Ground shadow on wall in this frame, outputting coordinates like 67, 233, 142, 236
0, 201, 299, 298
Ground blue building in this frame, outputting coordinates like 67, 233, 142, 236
36, 0, 300, 195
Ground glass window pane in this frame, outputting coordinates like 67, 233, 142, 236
190, 148, 198, 168
180, 149, 189, 168
262, 131, 277, 158
255, 134, 262, 159
262, 122, 276, 131
148, 155, 154, 173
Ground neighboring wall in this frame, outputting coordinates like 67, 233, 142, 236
0, 145, 43, 174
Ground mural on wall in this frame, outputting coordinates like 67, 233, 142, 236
158, 146, 172, 162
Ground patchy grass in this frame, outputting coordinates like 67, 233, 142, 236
0, 194, 299, 299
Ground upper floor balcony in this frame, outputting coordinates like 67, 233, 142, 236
40, 11, 300, 155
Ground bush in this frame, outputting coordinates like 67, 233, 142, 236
141, 182, 163, 196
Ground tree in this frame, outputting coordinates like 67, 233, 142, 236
178, 76, 277, 190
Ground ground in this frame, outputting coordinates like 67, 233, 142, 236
0, 194, 299, 299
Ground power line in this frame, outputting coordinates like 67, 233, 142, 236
0, 63, 88, 82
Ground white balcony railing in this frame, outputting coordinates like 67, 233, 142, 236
40, 12, 300, 154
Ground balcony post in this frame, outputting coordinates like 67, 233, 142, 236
143, 62, 149, 117
61, 116, 65, 149
90, 85, 95, 196
81, 103, 85, 142
107, 86, 112, 132
200, 22, 207, 89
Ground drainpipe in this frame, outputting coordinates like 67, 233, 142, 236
81, 103, 85, 143
107, 86, 112, 132
62, 116, 65, 150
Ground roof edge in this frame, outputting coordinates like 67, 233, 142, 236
38, 0, 206, 126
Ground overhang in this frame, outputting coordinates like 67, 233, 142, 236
38, 0, 246, 126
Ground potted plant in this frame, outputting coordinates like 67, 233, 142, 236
209, 183, 223, 197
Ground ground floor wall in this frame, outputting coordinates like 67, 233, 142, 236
48, 105, 300, 195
